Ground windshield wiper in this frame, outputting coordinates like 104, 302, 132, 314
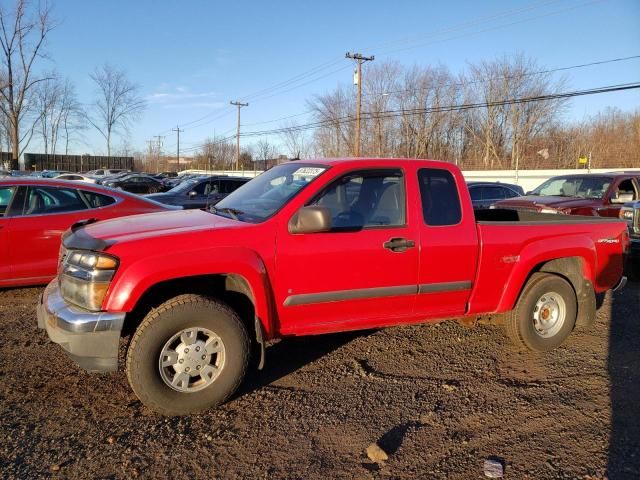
209, 206, 244, 220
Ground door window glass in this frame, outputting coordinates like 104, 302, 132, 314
469, 186, 482, 201
484, 186, 507, 200
79, 190, 116, 208
0, 186, 15, 216
24, 186, 87, 215
312, 170, 405, 229
616, 179, 637, 200
418, 168, 462, 226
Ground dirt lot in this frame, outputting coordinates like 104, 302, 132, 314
0, 282, 638, 479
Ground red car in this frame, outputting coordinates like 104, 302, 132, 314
0, 178, 177, 287
38, 159, 628, 415
493, 172, 640, 216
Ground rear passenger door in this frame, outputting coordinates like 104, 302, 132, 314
416, 168, 479, 318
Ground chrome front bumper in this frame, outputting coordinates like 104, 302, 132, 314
37, 280, 125, 372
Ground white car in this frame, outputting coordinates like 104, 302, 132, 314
55, 173, 97, 183
85, 169, 130, 179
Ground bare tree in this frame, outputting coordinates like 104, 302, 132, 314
279, 121, 310, 159
87, 64, 145, 156
59, 80, 84, 154
0, 0, 55, 169
255, 137, 276, 169
34, 76, 83, 155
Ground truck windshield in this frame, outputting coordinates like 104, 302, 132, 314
213, 163, 328, 222
531, 176, 612, 199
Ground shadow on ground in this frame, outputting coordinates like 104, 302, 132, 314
608, 273, 640, 479
236, 329, 372, 398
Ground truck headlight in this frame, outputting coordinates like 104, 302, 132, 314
59, 250, 118, 311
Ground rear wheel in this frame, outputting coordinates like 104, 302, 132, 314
505, 273, 577, 351
126, 294, 250, 415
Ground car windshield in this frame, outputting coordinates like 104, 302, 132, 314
213, 163, 328, 222
531, 176, 612, 199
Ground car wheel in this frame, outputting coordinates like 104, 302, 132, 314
504, 273, 577, 351
126, 294, 250, 415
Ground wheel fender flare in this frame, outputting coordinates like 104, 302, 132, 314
103, 246, 276, 338
497, 236, 596, 312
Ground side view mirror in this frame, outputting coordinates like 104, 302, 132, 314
611, 192, 634, 204
288, 206, 332, 234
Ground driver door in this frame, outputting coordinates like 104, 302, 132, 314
275, 168, 420, 335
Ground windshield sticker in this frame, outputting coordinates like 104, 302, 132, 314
293, 167, 325, 178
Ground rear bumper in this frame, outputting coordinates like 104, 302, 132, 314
628, 237, 640, 259
37, 280, 125, 372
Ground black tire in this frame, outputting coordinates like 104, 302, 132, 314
504, 273, 577, 351
126, 294, 250, 416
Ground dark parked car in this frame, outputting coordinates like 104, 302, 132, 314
146, 175, 250, 208
467, 181, 524, 209
103, 174, 169, 194
163, 173, 203, 188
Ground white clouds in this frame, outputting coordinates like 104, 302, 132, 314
146, 86, 222, 109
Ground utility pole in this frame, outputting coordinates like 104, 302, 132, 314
153, 135, 164, 172
230, 101, 249, 170
346, 52, 374, 157
145, 139, 155, 171
171, 126, 184, 172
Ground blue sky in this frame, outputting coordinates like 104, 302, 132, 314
42, 0, 640, 156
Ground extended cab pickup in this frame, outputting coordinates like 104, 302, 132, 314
38, 159, 629, 415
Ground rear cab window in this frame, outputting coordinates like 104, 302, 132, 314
418, 168, 462, 226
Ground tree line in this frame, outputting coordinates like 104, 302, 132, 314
183, 55, 638, 172
303, 56, 639, 169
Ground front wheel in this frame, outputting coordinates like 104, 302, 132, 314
126, 294, 250, 415
504, 273, 577, 351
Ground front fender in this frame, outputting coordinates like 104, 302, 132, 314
102, 246, 275, 337
496, 235, 597, 312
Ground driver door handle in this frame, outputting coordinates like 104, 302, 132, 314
383, 237, 416, 253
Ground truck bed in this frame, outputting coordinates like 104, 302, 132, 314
468, 208, 627, 314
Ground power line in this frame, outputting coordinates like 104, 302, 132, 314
361, 0, 565, 53
153, 0, 573, 138
237, 82, 640, 138
166, 81, 640, 157
362, 54, 640, 97
375, 0, 604, 58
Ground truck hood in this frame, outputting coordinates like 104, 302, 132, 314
63, 209, 239, 250
495, 195, 603, 211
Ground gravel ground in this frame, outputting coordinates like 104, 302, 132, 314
0, 281, 638, 479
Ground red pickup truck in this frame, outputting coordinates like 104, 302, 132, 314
38, 159, 629, 415
493, 172, 640, 216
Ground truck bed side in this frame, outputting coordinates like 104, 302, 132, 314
467, 213, 627, 315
